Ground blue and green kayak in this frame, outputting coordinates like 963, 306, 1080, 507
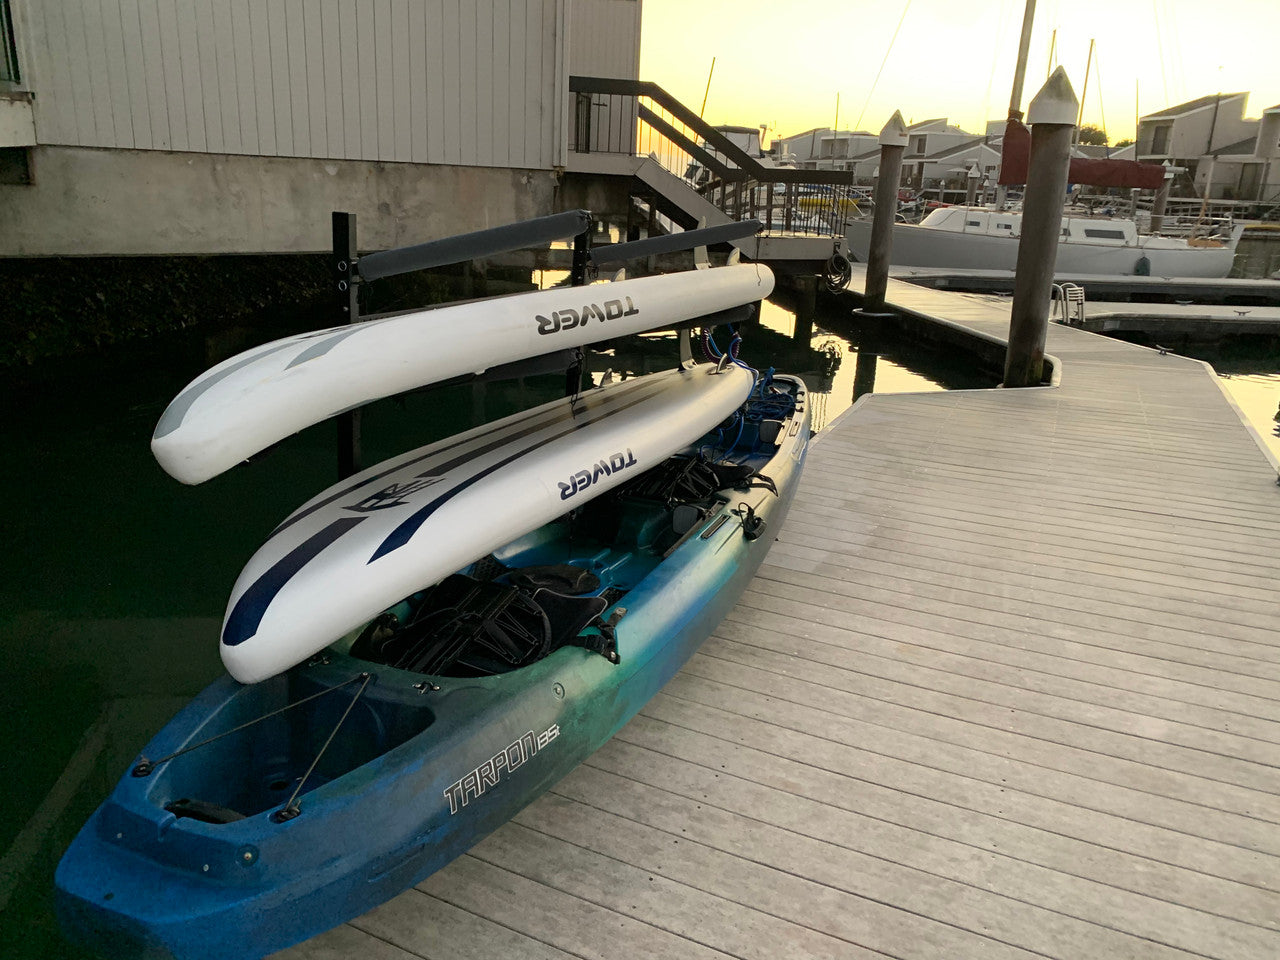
55, 368, 810, 960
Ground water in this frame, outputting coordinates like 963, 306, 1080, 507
0, 282, 987, 959
1183, 342, 1280, 464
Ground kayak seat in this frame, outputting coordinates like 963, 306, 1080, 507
531, 588, 610, 650
351, 575, 552, 676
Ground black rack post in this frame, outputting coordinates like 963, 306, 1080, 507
565, 220, 593, 395
569, 227, 590, 286
333, 212, 362, 479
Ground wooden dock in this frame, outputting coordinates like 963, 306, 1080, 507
279, 273, 1280, 960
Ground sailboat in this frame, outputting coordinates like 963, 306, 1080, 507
843, 7, 1243, 279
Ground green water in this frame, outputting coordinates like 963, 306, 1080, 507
0, 285, 990, 959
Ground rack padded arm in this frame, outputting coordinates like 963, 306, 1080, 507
358, 210, 592, 282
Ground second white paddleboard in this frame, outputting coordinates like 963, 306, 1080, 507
219, 362, 755, 684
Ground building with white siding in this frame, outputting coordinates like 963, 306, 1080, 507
0, 0, 643, 256
1136, 92, 1280, 201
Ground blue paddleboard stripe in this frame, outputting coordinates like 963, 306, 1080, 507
222, 516, 367, 647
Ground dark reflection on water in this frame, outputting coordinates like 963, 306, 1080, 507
0, 282, 991, 958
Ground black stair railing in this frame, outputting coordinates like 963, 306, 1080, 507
570, 76, 860, 239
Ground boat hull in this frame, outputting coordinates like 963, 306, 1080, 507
844, 217, 1237, 278
57, 376, 810, 960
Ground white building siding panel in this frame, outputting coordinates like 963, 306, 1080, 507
175, 2, 208, 152
229, 0, 260, 155
132, 0, 169, 149
408, 0, 428, 162
457, 0, 478, 164
504, 0, 527, 166
522, 0, 542, 165
115, 0, 154, 149
96, 0, 135, 147
154, 1, 190, 151
320, 1, 344, 158
18, 0, 579, 170
373, 0, 395, 160
303, 2, 329, 159
390, 0, 412, 162
492, 9, 510, 166
569, 0, 641, 80
424, 0, 446, 165
475, 5, 495, 166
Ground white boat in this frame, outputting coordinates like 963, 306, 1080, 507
152, 264, 774, 485
844, 206, 1243, 278
219, 361, 755, 684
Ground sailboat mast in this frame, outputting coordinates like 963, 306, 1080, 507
1074, 38, 1095, 141
1007, 0, 1038, 121
998, 0, 1038, 207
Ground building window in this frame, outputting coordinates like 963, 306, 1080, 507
1, 0, 18, 83
1150, 124, 1171, 154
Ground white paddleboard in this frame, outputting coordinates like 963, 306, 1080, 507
220, 362, 755, 684
153, 265, 774, 485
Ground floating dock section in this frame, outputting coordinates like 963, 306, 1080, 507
280, 269, 1280, 960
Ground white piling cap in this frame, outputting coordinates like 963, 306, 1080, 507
879, 111, 909, 147
1027, 67, 1079, 126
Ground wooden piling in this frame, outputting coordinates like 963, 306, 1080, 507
864, 111, 909, 314
966, 166, 982, 206
1150, 163, 1174, 234
1005, 68, 1078, 389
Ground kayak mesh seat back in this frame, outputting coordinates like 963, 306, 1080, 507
349, 571, 619, 677
619, 456, 737, 506
351, 575, 552, 677
530, 588, 610, 651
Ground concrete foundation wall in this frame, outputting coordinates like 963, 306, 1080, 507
0, 146, 565, 257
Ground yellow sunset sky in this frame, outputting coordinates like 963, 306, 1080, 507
638, 0, 1280, 144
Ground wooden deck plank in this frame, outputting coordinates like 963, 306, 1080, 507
717, 599, 1280, 738
551, 753, 1277, 958
279, 274, 1280, 960
463, 824, 877, 960
620, 701, 1279, 894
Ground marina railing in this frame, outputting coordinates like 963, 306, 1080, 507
569, 76, 859, 239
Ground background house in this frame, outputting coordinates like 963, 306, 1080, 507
1136, 92, 1280, 201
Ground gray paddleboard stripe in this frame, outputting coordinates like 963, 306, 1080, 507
153, 340, 304, 440
154, 319, 395, 439
284, 328, 363, 369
